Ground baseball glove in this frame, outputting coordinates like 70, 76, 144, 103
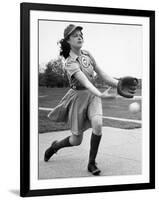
117, 76, 138, 98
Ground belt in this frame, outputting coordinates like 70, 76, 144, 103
71, 85, 86, 90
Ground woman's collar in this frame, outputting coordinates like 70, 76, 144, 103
69, 50, 82, 60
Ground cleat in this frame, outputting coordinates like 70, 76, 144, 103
88, 163, 101, 175
44, 141, 57, 162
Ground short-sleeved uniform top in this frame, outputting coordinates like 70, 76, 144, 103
48, 50, 103, 135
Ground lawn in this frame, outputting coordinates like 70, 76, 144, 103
38, 87, 142, 133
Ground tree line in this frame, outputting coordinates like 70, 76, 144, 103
39, 57, 69, 88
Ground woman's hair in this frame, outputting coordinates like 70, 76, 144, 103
58, 30, 83, 59
58, 38, 71, 59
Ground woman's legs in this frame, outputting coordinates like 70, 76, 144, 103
91, 115, 102, 136
69, 134, 83, 146
88, 115, 103, 175
44, 133, 83, 162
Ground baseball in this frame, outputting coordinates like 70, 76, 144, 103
129, 102, 140, 113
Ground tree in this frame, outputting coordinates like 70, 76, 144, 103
42, 56, 69, 88
39, 72, 46, 86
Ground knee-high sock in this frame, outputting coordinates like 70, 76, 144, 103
89, 133, 102, 164
54, 136, 73, 152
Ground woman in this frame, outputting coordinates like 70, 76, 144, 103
44, 24, 119, 176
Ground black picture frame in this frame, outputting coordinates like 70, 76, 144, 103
20, 2, 155, 197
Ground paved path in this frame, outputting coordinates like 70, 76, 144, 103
39, 127, 142, 179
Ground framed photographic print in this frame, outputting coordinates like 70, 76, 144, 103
20, 2, 155, 197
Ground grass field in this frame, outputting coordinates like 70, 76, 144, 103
38, 87, 142, 133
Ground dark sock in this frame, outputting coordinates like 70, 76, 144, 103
54, 136, 73, 152
89, 133, 102, 165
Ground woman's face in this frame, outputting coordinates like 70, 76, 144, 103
67, 30, 84, 49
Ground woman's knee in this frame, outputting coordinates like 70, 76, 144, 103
69, 134, 83, 146
91, 116, 103, 135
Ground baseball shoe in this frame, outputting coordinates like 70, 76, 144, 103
88, 162, 101, 175
44, 141, 57, 162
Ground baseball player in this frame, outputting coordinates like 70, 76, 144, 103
44, 24, 138, 175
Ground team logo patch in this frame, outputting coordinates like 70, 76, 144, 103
81, 56, 89, 68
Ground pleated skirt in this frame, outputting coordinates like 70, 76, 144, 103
48, 89, 102, 135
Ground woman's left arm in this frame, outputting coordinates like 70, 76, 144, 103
94, 64, 118, 87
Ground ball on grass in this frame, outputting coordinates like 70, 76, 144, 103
129, 102, 140, 113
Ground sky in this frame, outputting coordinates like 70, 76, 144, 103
39, 20, 143, 78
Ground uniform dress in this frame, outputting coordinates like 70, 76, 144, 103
48, 50, 103, 135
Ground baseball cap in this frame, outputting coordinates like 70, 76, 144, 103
64, 24, 83, 39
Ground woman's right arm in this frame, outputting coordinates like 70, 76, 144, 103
74, 71, 102, 97
65, 60, 113, 99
